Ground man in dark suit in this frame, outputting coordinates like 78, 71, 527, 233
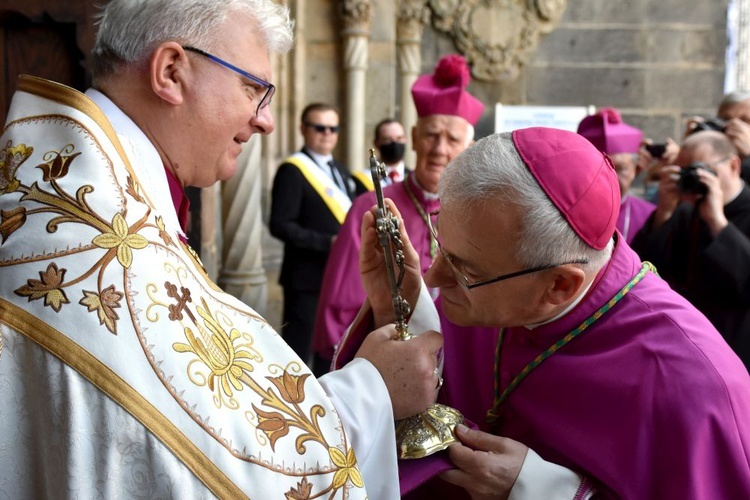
270, 103, 369, 366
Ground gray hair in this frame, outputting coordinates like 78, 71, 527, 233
92, 0, 294, 77
439, 132, 613, 271
719, 89, 750, 108
464, 123, 475, 147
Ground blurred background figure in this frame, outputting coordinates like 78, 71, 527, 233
372, 118, 409, 186
578, 108, 656, 245
632, 130, 750, 370
270, 103, 368, 367
686, 90, 750, 182
312, 54, 484, 376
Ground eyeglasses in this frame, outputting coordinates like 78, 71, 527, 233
427, 210, 589, 290
681, 156, 729, 175
304, 122, 340, 134
183, 46, 275, 116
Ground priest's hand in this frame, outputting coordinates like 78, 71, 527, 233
355, 323, 443, 419
724, 118, 750, 157
359, 198, 423, 328
652, 165, 681, 230
440, 425, 528, 500
692, 163, 729, 237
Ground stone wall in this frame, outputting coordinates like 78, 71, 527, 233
288, 0, 730, 163
526, 0, 730, 142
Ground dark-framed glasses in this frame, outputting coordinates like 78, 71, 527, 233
304, 122, 340, 134
182, 46, 275, 116
427, 210, 589, 290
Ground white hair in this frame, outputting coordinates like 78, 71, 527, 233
720, 89, 750, 107
92, 0, 294, 77
464, 123, 475, 147
439, 132, 613, 270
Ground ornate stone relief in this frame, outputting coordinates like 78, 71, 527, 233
341, 0, 373, 35
428, 0, 567, 81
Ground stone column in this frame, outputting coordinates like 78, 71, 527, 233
397, 1, 427, 168
341, 0, 372, 172
218, 135, 269, 314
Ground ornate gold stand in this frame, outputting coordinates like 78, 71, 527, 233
368, 150, 464, 459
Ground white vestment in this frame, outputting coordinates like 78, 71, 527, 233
0, 76, 397, 499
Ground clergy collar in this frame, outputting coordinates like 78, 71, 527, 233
164, 167, 191, 235
410, 173, 439, 201
725, 179, 746, 205
524, 278, 595, 330
523, 236, 614, 330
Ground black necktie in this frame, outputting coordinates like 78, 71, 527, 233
328, 160, 343, 191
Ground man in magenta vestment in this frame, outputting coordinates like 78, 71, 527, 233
311, 54, 487, 374
335, 127, 750, 498
578, 107, 656, 245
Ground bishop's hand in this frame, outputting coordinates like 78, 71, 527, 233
359, 198, 422, 329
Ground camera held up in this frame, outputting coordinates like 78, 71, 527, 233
690, 118, 727, 135
678, 163, 717, 195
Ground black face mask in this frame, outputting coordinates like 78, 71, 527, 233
378, 141, 406, 164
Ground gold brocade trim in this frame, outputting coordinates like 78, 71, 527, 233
14, 75, 157, 210
0, 298, 248, 500
180, 240, 224, 293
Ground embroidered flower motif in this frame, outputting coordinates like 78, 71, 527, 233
80, 285, 124, 334
268, 371, 310, 405
0, 206, 26, 243
15, 262, 70, 312
285, 477, 312, 500
156, 216, 174, 247
173, 298, 257, 400
92, 212, 149, 268
35, 144, 81, 181
254, 405, 291, 450
330, 447, 364, 490
125, 175, 145, 203
0, 140, 33, 194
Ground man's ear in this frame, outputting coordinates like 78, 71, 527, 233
150, 42, 188, 105
730, 155, 742, 178
543, 266, 586, 306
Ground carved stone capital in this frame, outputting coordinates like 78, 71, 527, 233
397, 0, 430, 41
429, 0, 567, 81
341, 0, 373, 36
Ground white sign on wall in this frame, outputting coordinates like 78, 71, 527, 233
495, 104, 596, 133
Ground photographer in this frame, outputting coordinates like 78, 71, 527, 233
686, 90, 750, 182
632, 130, 750, 370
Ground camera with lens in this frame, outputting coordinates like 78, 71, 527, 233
690, 117, 726, 134
678, 163, 715, 195
645, 143, 667, 158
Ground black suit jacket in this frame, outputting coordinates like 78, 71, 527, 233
270, 148, 368, 291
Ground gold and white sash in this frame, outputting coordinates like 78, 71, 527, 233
284, 152, 352, 224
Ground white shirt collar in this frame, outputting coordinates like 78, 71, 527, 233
306, 149, 333, 169
524, 278, 595, 330
411, 173, 439, 200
